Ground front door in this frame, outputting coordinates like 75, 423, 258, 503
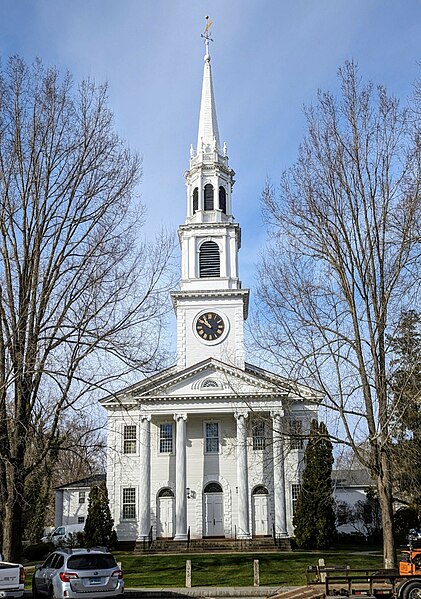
204, 493, 224, 536
157, 496, 174, 538
252, 492, 270, 536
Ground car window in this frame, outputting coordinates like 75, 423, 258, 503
67, 555, 117, 570
42, 554, 58, 569
52, 555, 64, 569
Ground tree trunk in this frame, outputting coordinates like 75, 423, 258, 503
376, 449, 397, 569
2, 466, 24, 562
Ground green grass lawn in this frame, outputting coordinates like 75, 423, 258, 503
115, 548, 383, 588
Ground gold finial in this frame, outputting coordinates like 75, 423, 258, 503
202, 15, 213, 41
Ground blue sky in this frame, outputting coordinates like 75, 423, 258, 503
1, 0, 420, 317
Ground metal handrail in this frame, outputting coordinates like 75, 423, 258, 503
272, 523, 278, 547
187, 526, 191, 549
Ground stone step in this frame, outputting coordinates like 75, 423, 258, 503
132, 537, 291, 554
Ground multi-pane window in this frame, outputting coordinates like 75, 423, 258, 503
205, 422, 219, 453
291, 483, 302, 515
122, 488, 136, 520
252, 421, 266, 450
78, 516, 85, 524
289, 420, 304, 450
159, 423, 173, 453
79, 491, 86, 504
123, 425, 137, 454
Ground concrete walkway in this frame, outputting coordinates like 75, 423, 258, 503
124, 587, 297, 598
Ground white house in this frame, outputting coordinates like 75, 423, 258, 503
98, 33, 320, 546
333, 469, 375, 535
54, 474, 106, 528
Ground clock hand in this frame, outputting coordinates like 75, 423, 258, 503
202, 316, 211, 328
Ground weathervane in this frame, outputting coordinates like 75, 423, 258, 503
201, 15, 213, 55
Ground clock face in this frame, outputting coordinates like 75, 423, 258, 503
196, 312, 225, 341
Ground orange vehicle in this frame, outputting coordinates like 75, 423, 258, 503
399, 549, 421, 576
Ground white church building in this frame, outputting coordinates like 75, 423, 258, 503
99, 34, 320, 546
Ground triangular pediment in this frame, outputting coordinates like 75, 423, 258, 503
100, 358, 320, 408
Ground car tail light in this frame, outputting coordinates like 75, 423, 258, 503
19, 566, 25, 584
111, 570, 123, 579
59, 572, 79, 583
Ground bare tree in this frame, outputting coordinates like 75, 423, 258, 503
0, 57, 174, 561
256, 62, 420, 567
24, 414, 107, 543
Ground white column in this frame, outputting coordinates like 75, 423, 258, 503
272, 411, 288, 537
235, 411, 251, 539
174, 413, 188, 540
138, 414, 151, 540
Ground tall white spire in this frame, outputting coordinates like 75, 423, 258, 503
196, 23, 220, 153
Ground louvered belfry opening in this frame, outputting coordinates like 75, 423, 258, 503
219, 186, 226, 214
193, 187, 198, 214
199, 240, 220, 277
204, 183, 214, 210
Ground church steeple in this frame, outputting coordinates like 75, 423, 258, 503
171, 21, 249, 370
184, 20, 234, 226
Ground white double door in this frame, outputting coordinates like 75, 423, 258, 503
204, 493, 224, 536
252, 494, 270, 536
157, 496, 174, 538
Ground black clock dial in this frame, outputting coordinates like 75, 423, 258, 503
196, 312, 225, 341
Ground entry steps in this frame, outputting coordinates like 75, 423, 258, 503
130, 537, 291, 553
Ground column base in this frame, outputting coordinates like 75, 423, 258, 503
237, 533, 252, 540
173, 534, 188, 541
275, 532, 289, 538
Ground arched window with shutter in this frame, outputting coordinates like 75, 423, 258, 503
219, 186, 226, 214
204, 184, 214, 210
199, 241, 220, 277
193, 187, 198, 214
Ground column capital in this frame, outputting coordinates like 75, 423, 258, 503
234, 410, 249, 421
174, 413, 188, 422
139, 413, 151, 422
270, 410, 284, 421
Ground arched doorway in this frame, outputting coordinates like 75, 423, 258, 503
203, 482, 224, 537
252, 485, 270, 536
157, 488, 174, 538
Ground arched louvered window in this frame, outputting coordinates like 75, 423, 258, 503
219, 187, 226, 214
199, 241, 220, 277
193, 187, 198, 214
204, 184, 214, 211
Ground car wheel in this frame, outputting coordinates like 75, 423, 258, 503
402, 581, 421, 599
48, 587, 61, 599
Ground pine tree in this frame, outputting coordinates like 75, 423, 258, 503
293, 420, 336, 548
389, 310, 421, 510
84, 482, 117, 549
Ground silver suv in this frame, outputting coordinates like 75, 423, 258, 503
32, 548, 124, 599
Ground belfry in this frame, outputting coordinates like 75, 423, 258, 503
101, 23, 318, 548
